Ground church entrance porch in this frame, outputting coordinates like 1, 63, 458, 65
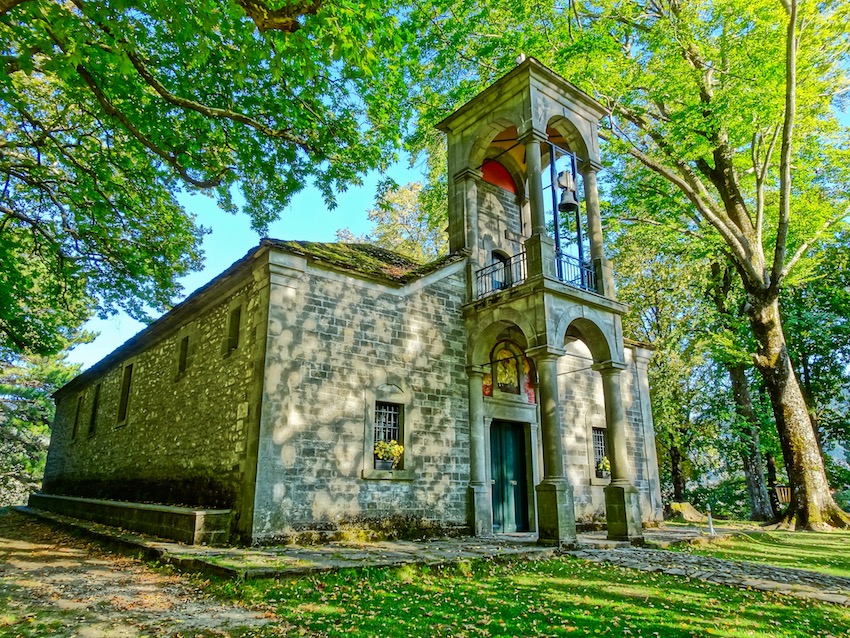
489, 420, 530, 533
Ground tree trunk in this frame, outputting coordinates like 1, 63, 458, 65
798, 352, 825, 456
669, 442, 686, 502
726, 363, 774, 521
766, 453, 783, 519
748, 295, 849, 529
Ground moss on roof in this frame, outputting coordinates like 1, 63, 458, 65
262, 239, 466, 284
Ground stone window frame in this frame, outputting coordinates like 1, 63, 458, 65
361, 377, 415, 481
222, 296, 245, 358
174, 325, 196, 380
490, 250, 512, 291
116, 357, 136, 428
585, 404, 610, 486
88, 382, 101, 437
71, 393, 84, 442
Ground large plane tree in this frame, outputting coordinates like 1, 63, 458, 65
1, 0, 415, 355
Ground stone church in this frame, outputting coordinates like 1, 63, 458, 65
37, 58, 663, 546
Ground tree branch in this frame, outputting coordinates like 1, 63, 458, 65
773, 0, 798, 289
123, 49, 314, 153
752, 126, 779, 248
781, 211, 848, 279
73, 64, 230, 189
0, 0, 32, 17
235, 0, 322, 32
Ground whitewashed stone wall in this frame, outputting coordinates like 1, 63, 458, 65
252, 255, 469, 541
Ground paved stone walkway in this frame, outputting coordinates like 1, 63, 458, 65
569, 547, 850, 606
18, 507, 850, 606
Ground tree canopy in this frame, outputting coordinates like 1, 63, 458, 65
336, 181, 447, 262
1, 0, 415, 355
0, 347, 80, 504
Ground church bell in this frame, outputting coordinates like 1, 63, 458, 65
557, 170, 579, 213
558, 188, 580, 214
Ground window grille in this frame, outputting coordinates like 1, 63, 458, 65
592, 427, 607, 466
374, 402, 401, 443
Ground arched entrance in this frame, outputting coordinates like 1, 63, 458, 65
485, 339, 536, 533
560, 316, 644, 542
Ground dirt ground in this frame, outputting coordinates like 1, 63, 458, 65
0, 509, 276, 638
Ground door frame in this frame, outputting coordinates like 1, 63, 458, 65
485, 416, 538, 533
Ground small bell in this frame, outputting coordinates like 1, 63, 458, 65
558, 188, 579, 213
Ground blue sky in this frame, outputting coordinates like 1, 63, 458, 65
68, 158, 425, 370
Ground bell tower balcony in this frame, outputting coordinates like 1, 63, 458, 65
474, 250, 599, 299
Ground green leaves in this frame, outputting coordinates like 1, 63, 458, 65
337, 181, 447, 262
0, 348, 81, 504
1, 0, 420, 355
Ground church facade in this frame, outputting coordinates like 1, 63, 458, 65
42, 59, 663, 546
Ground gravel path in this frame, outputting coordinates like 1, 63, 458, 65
0, 510, 274, 637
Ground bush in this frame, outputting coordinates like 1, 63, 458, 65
687, 477, 750, 520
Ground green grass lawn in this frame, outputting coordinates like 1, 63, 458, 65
206, 555, 850, 637
673, 530, 850, 578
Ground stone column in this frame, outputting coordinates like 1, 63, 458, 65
579, 160, 615, 298
454, 169, 482, 301
634, 347, 664, 522
467, 365, 493, 536
527, 346, 576, 548
595, 361, 643, 542
522, 134, 557, 279
525, 136, 547, 234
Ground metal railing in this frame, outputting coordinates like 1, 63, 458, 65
557, 252, 597, 293
475, 250, 597, 298
476, 252, 527, 298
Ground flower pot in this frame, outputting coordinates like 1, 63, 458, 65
596, 470, 611, 479
375, 459, 394, 471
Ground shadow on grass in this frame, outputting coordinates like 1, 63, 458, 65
210, 555, 850, 637
680, 530, 850, 577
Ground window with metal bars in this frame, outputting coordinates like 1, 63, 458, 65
374, 402, 401, 444
592, 427, 607, 468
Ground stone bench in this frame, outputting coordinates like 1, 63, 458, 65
27, 493, 232, 546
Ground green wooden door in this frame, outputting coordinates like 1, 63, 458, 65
490, 421, 529, 533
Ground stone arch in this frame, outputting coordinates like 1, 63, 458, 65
468, 311, 537, 367
467, 115, 522, 173
553, 309, 613, 364
483, 153, 527, 203
546, 115, 592, 163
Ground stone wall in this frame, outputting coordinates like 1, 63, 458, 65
44, 271, 266, 514
558, 341, 657, 523
252, 253, 469, 541
477, 180, 525, 265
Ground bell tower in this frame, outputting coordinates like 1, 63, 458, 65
436, 56, 614, 301
440, 59, 646, 546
